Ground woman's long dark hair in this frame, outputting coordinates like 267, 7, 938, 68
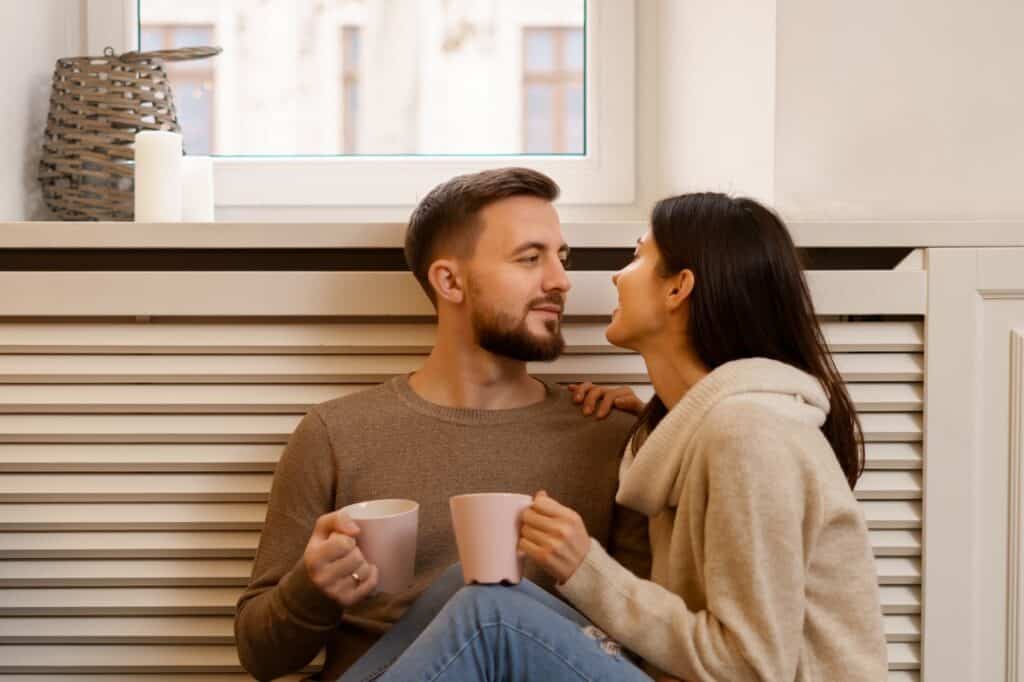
624, 193, 864, 488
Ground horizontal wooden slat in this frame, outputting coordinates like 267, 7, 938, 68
861, 500, 921, 529
0, 352, 921, 384
856, 471, 922, 500
887, 673, 919, 682
0, 587, 241, 616
0, 560, 252, 588
870, 530, 921, 557
847, 383, 922, 412
0, 644, 322, 673
0, 415, 299, 444
0, 671, 309, 675
884, 615, 920, 643
879, 586, 921, 614
859, 413, 922, 442
0, 613, 922, 646
865, 443, 922, 470
0, 502, 267, 531
0, 444, 282, 474
0, 474, 272, 503
0, 270, 926, 316
887, 642, 920, 670
875, 557, 921, 585
0, 380, 922, 415
0, 532, 259, 559
0, 320, 924, 354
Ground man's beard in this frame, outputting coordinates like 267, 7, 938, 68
471, 302, 565, 362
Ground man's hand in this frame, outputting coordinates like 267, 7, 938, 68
569, 381, 645, 419
518, 490, 591, 584
303, 510, 379, 607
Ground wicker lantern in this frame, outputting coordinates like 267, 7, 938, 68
38, 46, 221, 221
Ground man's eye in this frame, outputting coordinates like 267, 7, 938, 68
520, 255, 540, 264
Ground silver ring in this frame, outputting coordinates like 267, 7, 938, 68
351, 571, 362, 585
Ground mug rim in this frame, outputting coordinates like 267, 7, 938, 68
449, 492, 533, 503
340, 498, 419, 520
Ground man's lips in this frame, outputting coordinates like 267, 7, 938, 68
531, 305, 563, 315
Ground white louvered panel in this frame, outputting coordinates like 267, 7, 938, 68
0, 503, 267, 531
0, 587, 241, 615
0, 531, 259, 559
0, 473, 272, 502
0, 319, 923, 354
0, 560, 252, 587
0, 352, 921, 384
0, 616, 235, 643
0, 644, 322, 673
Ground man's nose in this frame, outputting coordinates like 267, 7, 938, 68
545, 257, 571, 293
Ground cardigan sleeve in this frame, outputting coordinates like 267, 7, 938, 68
559, 427, 817, 681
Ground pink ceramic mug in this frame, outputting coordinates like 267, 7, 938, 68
449, 492, 533, 584
339, 498, 419, 594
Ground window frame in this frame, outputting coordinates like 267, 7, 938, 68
86, 0, 635, 207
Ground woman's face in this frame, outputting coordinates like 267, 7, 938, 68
606, 231, 674, 352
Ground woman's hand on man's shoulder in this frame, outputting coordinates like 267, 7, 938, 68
569, 381, 645, 419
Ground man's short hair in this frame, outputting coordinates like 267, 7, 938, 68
404, 167, 560, 305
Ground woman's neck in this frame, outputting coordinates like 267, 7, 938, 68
639, 341, 710, 411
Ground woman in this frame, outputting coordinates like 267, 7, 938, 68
339, 193, 888, 681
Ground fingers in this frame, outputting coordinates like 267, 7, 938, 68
529, 491, 571, 518
522, 506, 567, 535
570, 381, 593, 404
312, 510, 359, 540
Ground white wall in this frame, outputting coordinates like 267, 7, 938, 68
774, 0, 1024, 220
0, 0, 84, 221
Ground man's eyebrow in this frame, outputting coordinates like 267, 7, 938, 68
510, 242, 571, 256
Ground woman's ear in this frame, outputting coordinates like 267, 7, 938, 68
428, 259, 464, 305
666, 269, 695, 312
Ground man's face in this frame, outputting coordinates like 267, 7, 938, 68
462, 195, 572, 362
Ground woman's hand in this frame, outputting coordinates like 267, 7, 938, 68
568, 381, 645, 419
518, 490, 591, 584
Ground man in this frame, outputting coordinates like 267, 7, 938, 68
235, 167, 649, 680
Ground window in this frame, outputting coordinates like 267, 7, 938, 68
91, 0, 634, 205
523, 28, 584, 154
138, 24, 215, 155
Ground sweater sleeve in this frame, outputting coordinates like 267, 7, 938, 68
234, 410, 344, 681
559, 428, 815, 681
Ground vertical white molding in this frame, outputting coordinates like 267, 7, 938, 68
923, 248, 980, 681
1008, 329, 1024, 682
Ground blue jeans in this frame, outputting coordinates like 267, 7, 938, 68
338, 564, 652, 682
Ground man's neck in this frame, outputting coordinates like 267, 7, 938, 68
408, 343, 547, 410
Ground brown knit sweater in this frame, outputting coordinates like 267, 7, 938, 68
234, 374, 650, 681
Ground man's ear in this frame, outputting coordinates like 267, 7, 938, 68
428, 259, 464, 305
665, 269, 695, 313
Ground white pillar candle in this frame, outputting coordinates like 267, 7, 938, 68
133, 130, 182, 222
181, 156, 215, 222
